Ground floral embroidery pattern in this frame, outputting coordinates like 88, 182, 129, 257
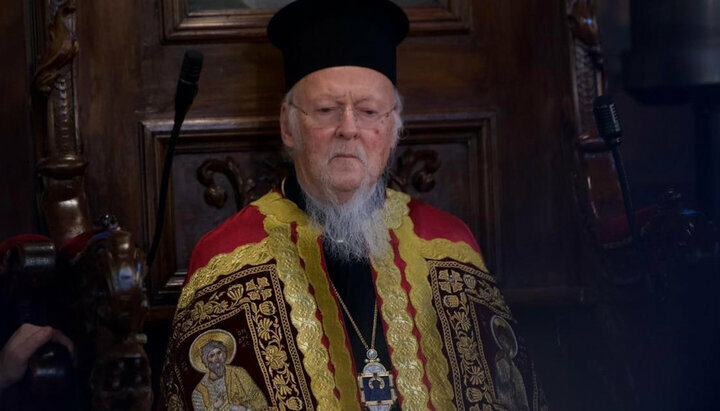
166, 266, 312, 410
431, 261, 513, 410
246, 277, 305, 410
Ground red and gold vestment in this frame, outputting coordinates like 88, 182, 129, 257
162, 189, 544, 410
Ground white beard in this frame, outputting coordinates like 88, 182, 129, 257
301, 176, 391, 263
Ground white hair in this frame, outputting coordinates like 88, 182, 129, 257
303, 175, 390, 261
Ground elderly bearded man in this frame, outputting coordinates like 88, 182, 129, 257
162, 0, 545, 410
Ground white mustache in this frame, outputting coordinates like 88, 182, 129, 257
328, 144, 367, 165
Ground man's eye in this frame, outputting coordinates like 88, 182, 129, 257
358, 109, 378, 117
315, 107, 336, 115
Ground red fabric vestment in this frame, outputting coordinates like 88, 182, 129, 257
162, 189, 545, 411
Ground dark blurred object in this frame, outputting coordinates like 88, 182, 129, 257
0, 240, 76, 410
26, 342, 74, 399
624, 0, 720, 222
71, 217, 152, 410
624, 0, 720, 103
644, 189, 720, 290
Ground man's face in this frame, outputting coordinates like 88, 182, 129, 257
281, 66, 398, 204
205, 346, 226, 377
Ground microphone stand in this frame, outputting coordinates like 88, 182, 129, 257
146, 51, 203, 269
593, 96, 654, 293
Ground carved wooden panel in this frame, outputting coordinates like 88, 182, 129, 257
140, 112, 497, 304
161, 0, 472, 42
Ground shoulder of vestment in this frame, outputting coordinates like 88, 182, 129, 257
186, 193, 271, 281
406, 197, 481, 254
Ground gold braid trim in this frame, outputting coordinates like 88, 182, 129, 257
253, 192, 341, 410
420, 238, 486, 271
296, 223, 360, 410
395, 219, 457, 410
372, 189, 430, 410
178, 239, 273, 310
390, 189, 490, 410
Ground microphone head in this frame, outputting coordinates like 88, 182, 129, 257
180, 50, 204, 84
593, 95, 623, 145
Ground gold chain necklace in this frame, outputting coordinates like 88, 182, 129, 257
327, 278, 397, 410
327, 280, 379, 360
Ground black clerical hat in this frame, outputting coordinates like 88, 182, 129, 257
267, 0, 409, 90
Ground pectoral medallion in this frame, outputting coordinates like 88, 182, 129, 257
357, 348, 396, 411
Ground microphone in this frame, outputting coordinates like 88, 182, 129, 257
592, 95, 639, 243
593, 95, 622, 147
174, 50, 203, 122
147, 51, 204, 268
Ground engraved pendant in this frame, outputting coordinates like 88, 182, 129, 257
357, 348, 396, 411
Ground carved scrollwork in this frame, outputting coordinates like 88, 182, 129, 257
197, 156, 290, 212
388, 148, 441, 194
32, 0, 79, 94
197, 156, 256, 210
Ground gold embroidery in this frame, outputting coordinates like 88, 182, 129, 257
254, 193, 341, 410
169, 265, 312, 410
390, 188, 513, 410
296, 224, 361, 411
172, 265, 268, 345
178, 239, 273, 309
437, 261, 512, 320
371, 189, 430, 410
395, 217, 456, 410
245, 277, 306, 409
430, 260, 513, 409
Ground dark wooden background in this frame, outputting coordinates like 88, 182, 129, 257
1, 0, 703, 409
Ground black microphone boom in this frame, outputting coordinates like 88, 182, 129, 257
147, 50, 204, 268
593, 95, 640, 243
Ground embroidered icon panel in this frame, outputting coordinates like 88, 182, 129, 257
163, 263, 314, 410
428, 259, 544, 411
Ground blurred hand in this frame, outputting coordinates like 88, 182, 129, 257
0, 323, 74, 391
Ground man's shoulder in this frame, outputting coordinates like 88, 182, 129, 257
187, 194, 271, 279
226, 364, 251, 377
405, 197, 480, 253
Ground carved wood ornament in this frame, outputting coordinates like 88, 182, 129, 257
24, 0, 152, 408
388, 148, 442, 193
196, 156, 290, 211
31, 0, 92, 247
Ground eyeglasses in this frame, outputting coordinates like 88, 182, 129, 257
289, 102, 395, 129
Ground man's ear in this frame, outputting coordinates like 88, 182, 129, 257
280, 103, 295, 149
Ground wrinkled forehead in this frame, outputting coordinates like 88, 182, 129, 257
293, 66, 395, 105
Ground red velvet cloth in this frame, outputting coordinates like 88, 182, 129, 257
0, 234, 52, 255
186, 204, 269, 282
408, 198, 481, 254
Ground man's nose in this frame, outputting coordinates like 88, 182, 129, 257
336, 106, 359, 139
